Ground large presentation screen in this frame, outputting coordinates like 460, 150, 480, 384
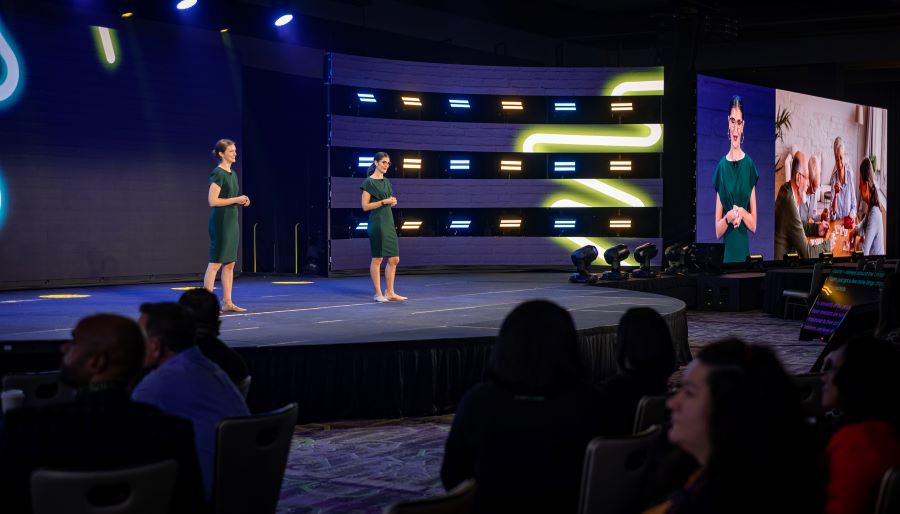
696, 75, 888, 263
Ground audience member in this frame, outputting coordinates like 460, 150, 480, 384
775, 152, 831, 259
876, 273, 900, 344
643, 339, 822, 514
0, 314, 205, 513
441, 300, 612, 514
821, 337, 900, 514
178, 288, 250, 387
133, 302, 249, 500
599, 307, 677, 435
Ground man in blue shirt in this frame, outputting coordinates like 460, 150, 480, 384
133, 302, 249, 500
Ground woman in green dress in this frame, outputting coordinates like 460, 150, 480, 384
714, 95, 758, 263
204, 139, 250, 312
360, 152, 406, 302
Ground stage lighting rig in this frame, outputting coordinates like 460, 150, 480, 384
569, 245, 598, 284
632, 242, 658, 278
601, 244, 630, 281
746, 254, 764, 271
782, 252, 800, 267
664, 242, 690, 275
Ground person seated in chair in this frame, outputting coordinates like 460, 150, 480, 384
133, 302, 249, 501
178, 288, 249, 388
0, 314, 205, 513
441, 300, 613, 514
775, 151, 831, 259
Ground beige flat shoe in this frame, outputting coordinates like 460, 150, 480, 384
385, 294, 408, 301
222, 303, 248, 313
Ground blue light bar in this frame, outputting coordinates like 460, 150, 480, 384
449, 99, 470, 109
449, 159, 470, 170
553, 161, 576, 172
450, 220, 471, 229
554, 219, 576, 229
358, 156, 374, 167
355, 222, 369, 230
554, 102, 576, 111
357, 93, 376, 103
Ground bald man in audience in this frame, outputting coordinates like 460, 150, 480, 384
0, 314, 205, 513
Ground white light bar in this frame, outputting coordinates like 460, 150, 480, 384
499, 219, 522, 228
500, 160, 522, 172
403, 158, 422, 170
554, 219, 576, 228
501, 100, 523, 110
402, 96, 422, 107
401, 221, 422, 230
358, 156, 374, 167
355, 222, 368, 230
357, 93, 376, 103
554, 161, 576, 172
609, 219, 632, 228
449, 159, 470, 170
554, 102, 576, 111
450, 220, 471, 229
609, 160, 633, 171
610, 102, 634, 112
449, 99, 470, 109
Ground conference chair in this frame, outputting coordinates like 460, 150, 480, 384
30, 459, 178, 514
2, 370, 77, 409
782, 262, 825, 319
875, 467, 900, 514
383, 479, 477, 514
212, 402, 298, 514
632, 394, 669, 435
578, 425, 663, 514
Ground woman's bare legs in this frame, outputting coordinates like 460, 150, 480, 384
385, 256, 406, 300
204, 262, 222, 292
221, 262, 237, 306
370, 257, 384, 297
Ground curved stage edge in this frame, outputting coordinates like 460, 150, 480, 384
0, 273, 688, 423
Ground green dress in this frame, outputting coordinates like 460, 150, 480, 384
713, 155, 759, 263
208, 166, 240, 263
360, 177, 399, 257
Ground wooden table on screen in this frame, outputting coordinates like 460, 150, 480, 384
807, 220, 854, 257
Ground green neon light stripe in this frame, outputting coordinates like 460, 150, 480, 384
519, 124, 662, 153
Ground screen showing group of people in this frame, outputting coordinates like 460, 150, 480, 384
696, 75, 889, 263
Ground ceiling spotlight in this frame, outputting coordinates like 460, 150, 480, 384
176, 0, 197, 10
274, 14, 294, 27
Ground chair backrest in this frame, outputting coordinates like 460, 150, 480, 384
875, 466, 900, 514
213, 402, 298, 514
30, 459, 178, 514
633, 394, 669, 435
790, 373, 824, 420
578, 425, 662, 514
2, 370, 77, 409
236, 375, 252, 398
383, 479, 477, 514
808, 262, 826, 298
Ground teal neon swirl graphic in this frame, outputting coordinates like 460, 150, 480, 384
0, 18, 23, 104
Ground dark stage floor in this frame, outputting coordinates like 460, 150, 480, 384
0, 272, 684, 347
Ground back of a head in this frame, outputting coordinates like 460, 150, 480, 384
697, 339, 818, 512
178, 288, 220, 329
73, 314, 146, 384
139, 302, 197, 354
616, 307, 676, 385
833, 336, 900, 425
488, 300, 580, 394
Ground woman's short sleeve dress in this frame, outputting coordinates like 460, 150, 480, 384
360, 177, 399, 257
208, 167, 240, 263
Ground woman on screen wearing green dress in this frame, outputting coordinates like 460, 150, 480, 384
204, 139, 250, 312
360, 152, 407, 303
714, 95, 758, 263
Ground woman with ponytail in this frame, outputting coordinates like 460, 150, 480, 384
360, 152, 406, 302
852, 158, 884, 255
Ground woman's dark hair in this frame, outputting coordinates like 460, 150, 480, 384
859, 157, 881, 210
877, 273, 900, 338
831, 336, 900, 426
615, 307, 676, 387
487, 300, 581, 394
695, 339, 822, 514
728, 95, 744, 119
211, 138, 235, 161
367, 151, 390, 175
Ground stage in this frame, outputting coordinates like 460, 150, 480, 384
0, 272, 688, 422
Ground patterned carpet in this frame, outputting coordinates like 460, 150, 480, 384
276, 309, 825, 513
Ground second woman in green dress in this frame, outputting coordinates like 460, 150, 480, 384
360, 152, 406, 302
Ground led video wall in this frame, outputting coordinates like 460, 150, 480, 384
327, 53, 665, 271
0, 13, 240, 287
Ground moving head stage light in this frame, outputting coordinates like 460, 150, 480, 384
632, 242, 658, 278
601, 244, 630, 281
569, 245, 599, 283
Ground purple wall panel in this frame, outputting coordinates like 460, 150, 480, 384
330, 237, 663, 270
331, 178, 663, 208
330, 53, 658, 96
